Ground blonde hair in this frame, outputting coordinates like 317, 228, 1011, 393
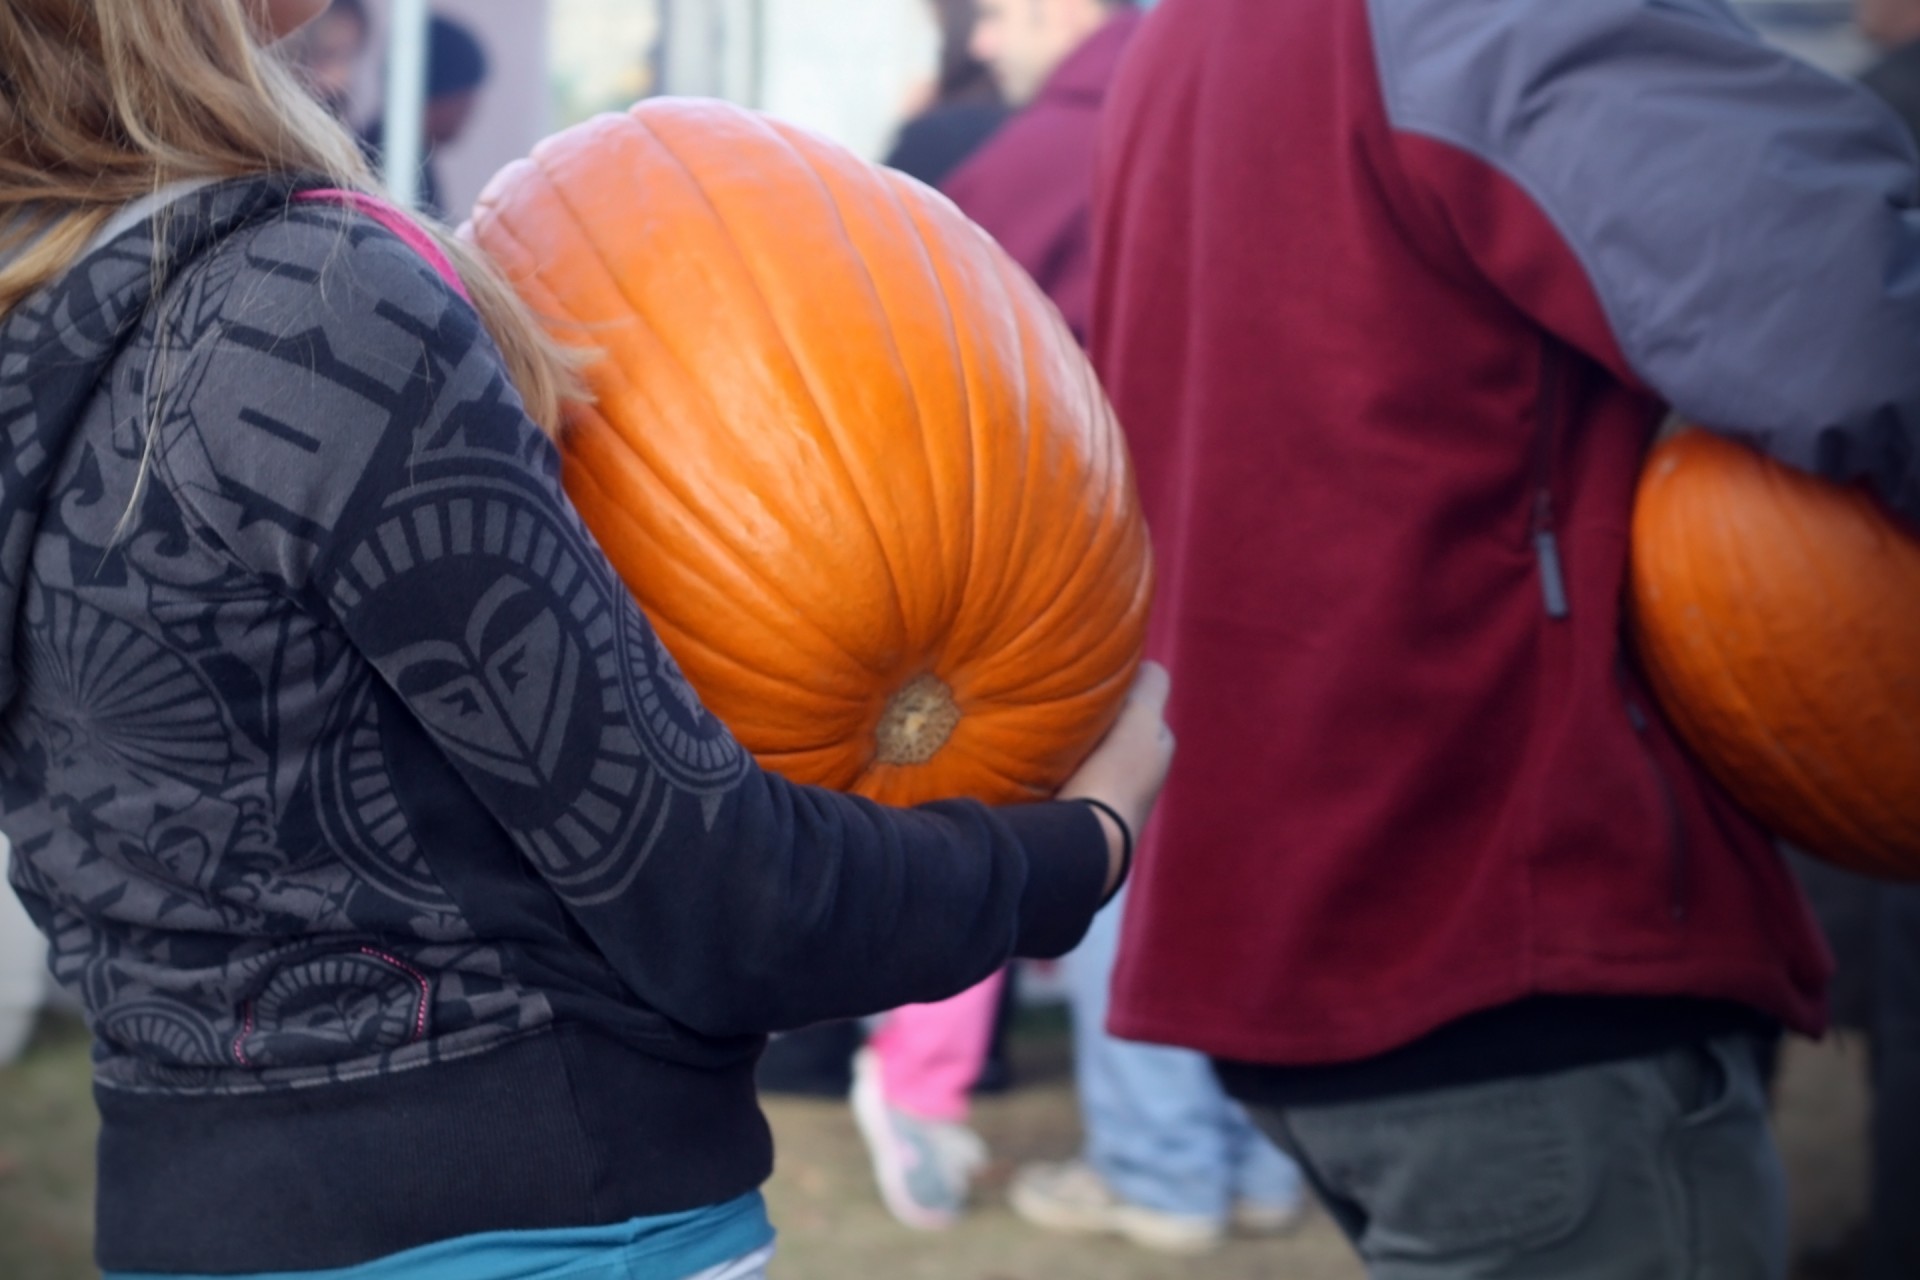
0, 0, 579, 435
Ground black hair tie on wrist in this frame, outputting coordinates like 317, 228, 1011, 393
1074, 797, 1133, 908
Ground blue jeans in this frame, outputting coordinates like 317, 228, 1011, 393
1060, 886, 1303, 1220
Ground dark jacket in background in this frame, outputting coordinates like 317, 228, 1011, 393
885, 101, 1011, 189
884, 13, 1010, 190
1864, 38, 1920, 147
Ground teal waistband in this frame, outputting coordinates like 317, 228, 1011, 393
105, 1191, 772, 1280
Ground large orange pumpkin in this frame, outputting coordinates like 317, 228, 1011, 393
1630, 428, 1920, 879
467, 99, 1151, 807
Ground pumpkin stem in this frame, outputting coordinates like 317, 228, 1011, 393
875, 675, 961, 766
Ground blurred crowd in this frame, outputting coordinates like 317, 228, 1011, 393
0, 2, 1915, 1280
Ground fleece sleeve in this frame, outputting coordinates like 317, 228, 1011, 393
1374, 0, 1920, 521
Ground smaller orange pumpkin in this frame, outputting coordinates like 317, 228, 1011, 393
1629, 428, 1920, 880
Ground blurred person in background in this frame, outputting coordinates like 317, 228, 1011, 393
884, 0, 1012, 187
362, 10, 487, 218
282, 0, 369, 121
944, 0, 1133, 343
849, 0, 1307, 1251
1093, 0, 1920, 1275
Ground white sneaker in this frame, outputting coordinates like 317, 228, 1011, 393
849, 1048, 987, 1230
1009, 1159, 1227, 1254
1231, 1194, 1309, 1236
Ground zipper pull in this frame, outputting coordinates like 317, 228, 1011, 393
1532, 490, 1569, 619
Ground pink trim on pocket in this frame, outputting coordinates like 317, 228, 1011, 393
295, 188, 472, 302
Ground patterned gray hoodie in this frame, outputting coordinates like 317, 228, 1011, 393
0, 177, 1108, 1272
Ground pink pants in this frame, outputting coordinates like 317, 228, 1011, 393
868, 968, 1006, 1123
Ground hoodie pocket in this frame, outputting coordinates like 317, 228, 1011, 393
231, 943, 432, 1070
1619, 663, 1689, 922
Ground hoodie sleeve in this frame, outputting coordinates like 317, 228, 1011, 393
1371, 0, 1920, 523
147, 206, 1109, 1037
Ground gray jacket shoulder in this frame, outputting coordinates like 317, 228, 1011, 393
148, 206, 506, 597
1367, 0, 1920, 519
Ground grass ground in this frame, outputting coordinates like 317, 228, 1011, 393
0, 1009, 1874, 1279
0, 1014, 96, 1280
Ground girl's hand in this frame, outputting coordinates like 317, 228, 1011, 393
1059, 662, 1175, 896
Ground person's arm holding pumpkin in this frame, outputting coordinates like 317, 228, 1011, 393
155, 210, 1165, 1038
1380, 0, 1920, 523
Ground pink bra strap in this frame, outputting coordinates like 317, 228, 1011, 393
294, 188, 472, 302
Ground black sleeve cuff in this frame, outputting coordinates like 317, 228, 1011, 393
998, 801, 1111, 959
